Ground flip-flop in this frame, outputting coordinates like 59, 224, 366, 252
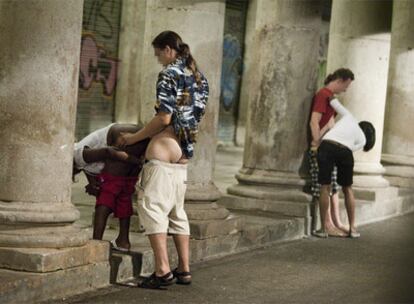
110, 239, 130, 252
349, 231, 361, 238
312, 230, 328, 238
328, 230, 347, 238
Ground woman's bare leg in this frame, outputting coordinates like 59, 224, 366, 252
330, 192, 349, 234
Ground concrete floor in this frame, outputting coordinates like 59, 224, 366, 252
47, 213, 414, 304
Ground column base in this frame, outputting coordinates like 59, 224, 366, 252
0, 224, 89, 248
382, 153, 414, 188
227, 169, 312, 216
184, 182, 241, 240
337, 186, 414, 226
353, 162, 389, 188
224, 169, 313, 233
185, 181, 221, 202
0, 240, 110, 304
0, 240, 108, 272
0, 201, 88, 248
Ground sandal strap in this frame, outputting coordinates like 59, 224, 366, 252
173, 268, 191, 276
139, 272, 175, 289
159, 271, 173, 279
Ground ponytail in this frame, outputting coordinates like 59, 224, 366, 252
178, 42, 202, 86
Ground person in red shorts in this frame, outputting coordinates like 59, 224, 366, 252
73, 124, 149, 251
308, 68, 354, 237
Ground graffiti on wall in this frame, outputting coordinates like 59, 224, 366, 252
84, 0, 117, 39
220, 34, 243, 111
79, 34, 119, 96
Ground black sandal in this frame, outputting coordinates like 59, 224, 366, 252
173, 268, 192, 285
138, 272, 176, 289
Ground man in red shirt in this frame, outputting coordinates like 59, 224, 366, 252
308, 68, 354, 237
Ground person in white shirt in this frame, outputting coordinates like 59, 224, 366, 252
72, 123, 149, 251
316, 98, 375, 238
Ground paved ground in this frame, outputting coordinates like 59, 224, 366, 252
48, 213, 414, 304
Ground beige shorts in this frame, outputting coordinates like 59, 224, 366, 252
138, 160, 189, 235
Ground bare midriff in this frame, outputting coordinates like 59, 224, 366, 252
145, 125, 188, 164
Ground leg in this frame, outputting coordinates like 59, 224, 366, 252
316, 142, 341, 236
173, 234, 190, 273
114, 179, 137, 250
317, 186, 346, 237
114, 217, 131, 250
336, 147, 357, 237
172, 234, 192, 284
342, 186, 359, 237
330, 192, 349, 233
93, 205, 112, 240
148, 233, 171, 276
139, 232, 176, 289
329, 166, 348, 233
319, 184, 331, 234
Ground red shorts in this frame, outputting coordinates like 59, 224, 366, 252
96, 173, 138, 219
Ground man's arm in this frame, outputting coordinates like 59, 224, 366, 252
319, 116, 335, 137
329, 98, 350, 117
117, 112, 172, 147
82, 146, 139, 164
107, 124, 141, 146
309, 112, 323, 147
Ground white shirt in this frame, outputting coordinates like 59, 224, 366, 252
322, 99, 366, 152
73, 124, 114, 174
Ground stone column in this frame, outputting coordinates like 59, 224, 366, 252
0, 0, 88, 248
225, 0, 322, 228
382, 0, 414, 188
234, 0, 257, 147
114, 0, 147, 124
326, 0, 393, 188
115, 0, 238, 239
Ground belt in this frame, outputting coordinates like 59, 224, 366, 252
324, 140, 349, 149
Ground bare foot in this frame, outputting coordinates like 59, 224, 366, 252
336, 225, 349, 235
113, 239, 131, 251
349, 228, 360, 238
326, 227, 347, 237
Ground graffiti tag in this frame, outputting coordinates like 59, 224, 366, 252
79, 35, 118, 96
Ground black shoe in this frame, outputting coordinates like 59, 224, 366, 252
173, 268, 192, 285
138, 272, 176, 289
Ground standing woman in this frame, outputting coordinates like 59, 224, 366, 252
119, 31, 209, 288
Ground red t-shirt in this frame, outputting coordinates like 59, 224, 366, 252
311, 87, 335, 129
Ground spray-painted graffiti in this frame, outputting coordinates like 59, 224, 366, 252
220, 34, 243, 111
79, 35, 118, 96
84, 0, 117, 39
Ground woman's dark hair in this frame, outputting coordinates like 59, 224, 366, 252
324, 68, 355, 85
152, 31, 201, 85
359, 121, 375, 152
